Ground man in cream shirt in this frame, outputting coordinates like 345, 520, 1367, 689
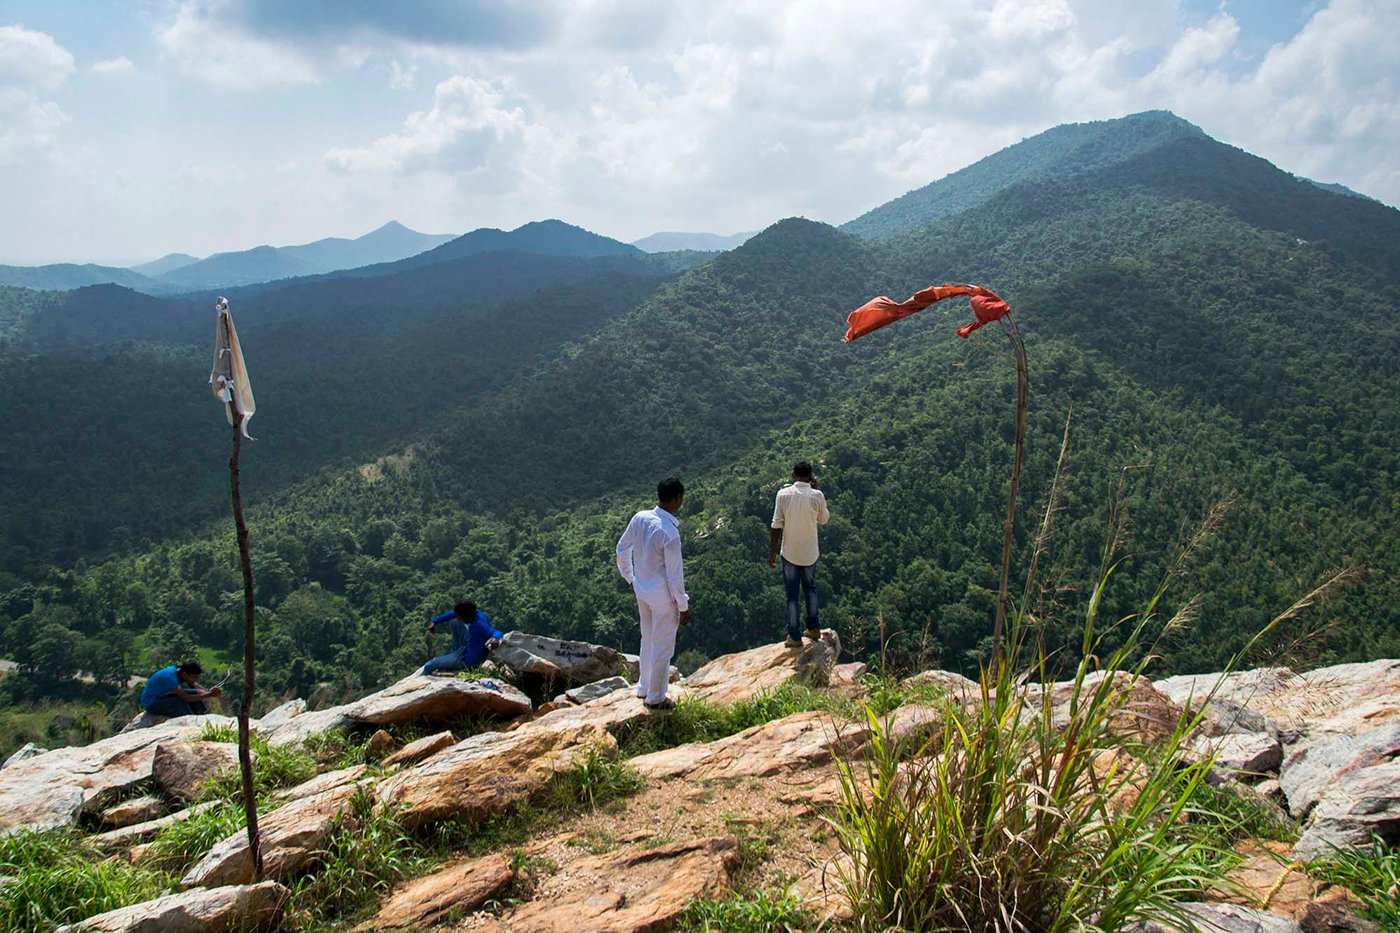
616, 476, 691, 711
769, 461, 830, 647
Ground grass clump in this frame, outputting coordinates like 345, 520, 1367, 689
677, 887, 814, 932
0, 830, 168, 932
200, 732, 316, 803
1313, 838, 1400, 931
829, 483, 1349, 932
143, 801, 246, 874
546, 743, 644, 811
617, 682, 853, 756
282, 787, 425, 928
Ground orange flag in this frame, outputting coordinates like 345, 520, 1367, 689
845, 283, 1010, 342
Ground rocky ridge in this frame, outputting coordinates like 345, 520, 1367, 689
2, 635, 1395, 931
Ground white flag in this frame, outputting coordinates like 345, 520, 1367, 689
210, 296, 256, 438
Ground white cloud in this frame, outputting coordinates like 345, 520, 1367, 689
388, 59, 416, 90
0, 26, 75, 166
156, 1, 318, 89
90, 57, 135, 76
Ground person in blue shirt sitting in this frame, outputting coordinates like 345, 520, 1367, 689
140, 660, 222, 718
422, 601, 503, 675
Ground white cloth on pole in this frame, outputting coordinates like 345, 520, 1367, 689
636, 596, 679, 705
209, 297, 256, 438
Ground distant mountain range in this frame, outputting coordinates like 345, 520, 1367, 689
130, 253, 200, 277
0, 263, 166, 293
154, 221, 458, 289
632, 231, 757, 253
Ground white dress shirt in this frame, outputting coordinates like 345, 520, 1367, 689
772, 481, 830, 567
616, 507, 689, 611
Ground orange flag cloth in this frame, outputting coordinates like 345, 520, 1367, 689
845, 283, 1010, 342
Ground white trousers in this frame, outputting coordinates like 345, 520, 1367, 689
636, 597, 679, 704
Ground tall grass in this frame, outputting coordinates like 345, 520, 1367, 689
1312, 838, 1400, 931
0, 830, 168, 932
143, 801, 247, 874
830, 473, 1350, 931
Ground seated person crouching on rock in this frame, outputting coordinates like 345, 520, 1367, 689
140, 660, 222, 718
422, 601, 503, 675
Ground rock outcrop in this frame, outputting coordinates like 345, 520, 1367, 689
381, 730, 456, 768
476, 836, 739, 933
261, 673, 531, 748
632, 710, 870, 781
54, 881, 288, 932
683, 629, 842, 704
362, 853, 514, 930
153, 741, 242, 801
1, 741, 47, 769
0, 714, 233, 835
377, 723, 614, 828
493, 632, 625, 685
183, 778, 367, 887
99, 795, 168, 828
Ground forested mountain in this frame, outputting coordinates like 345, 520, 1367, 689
158, 221, 456, 289
0, 112, 1395, 750
0, 262, 167, 293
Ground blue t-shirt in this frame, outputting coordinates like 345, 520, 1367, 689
430, 609, 503, 669
140, 665, 180, 710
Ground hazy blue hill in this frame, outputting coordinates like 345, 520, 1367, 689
156, 221, 457, 289
274, 221, 455, 274
632, 231, 757, 252
130, 253, 200, 276
842, 110, 1203, 239
0, 262, 167, 293
369, 219, 641, 276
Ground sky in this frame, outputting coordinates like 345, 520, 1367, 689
0, 0, 1396, 265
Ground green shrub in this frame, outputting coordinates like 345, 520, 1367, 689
0, 830, 168, 931
200, 733, 316, 803
617, 682, 852, 756
678, 888, 814, 933
1312, 838, 1400, 931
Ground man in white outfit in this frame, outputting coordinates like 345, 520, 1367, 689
616, 476, 691, 711
769, 461, 830, 648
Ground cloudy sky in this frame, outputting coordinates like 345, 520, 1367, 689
1, 0, 1396, 264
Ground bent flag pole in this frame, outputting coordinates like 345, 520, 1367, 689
209, 296, 263, 880
845, 283, 1026, 668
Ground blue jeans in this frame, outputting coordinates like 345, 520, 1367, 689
423, 619, 471, 674
144, 695, 208, 718
782, 559, 820, 640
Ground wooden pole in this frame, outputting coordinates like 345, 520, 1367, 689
992, 312, 1029, 669
226, 316, 263, 881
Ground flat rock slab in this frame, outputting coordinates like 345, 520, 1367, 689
565, 676, 631, 705
361, 853, 514, 930
256, 699, 305, 732
1, 741, 47, 769
1128, 902, 1303, 932
100, 795, 168, 828
382, 730, 456, 768
271, 764, 368, 806
531, 685, 676, 735
1156, 660, 1400, 745
1195, 731, 1284, 777
153, 741, 242, 801
261, 674, 531, 748
92, 801, 221, 851
377, 722, 615, 828
493, 632, 624, 685
1280, 722, 1400, 818
683, 630, 842, 705
1294, 759, 1400, 861
632, 710, 869, 781
182, 779, 366, 888
0, 714, 233, 835
55, 881, 288, 932
476, 836, 738, 933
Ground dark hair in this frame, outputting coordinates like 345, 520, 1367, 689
792, 461, 814, 480
657, 476, 684, 503
453, 601, 477, 619
177, 660, 203, 677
